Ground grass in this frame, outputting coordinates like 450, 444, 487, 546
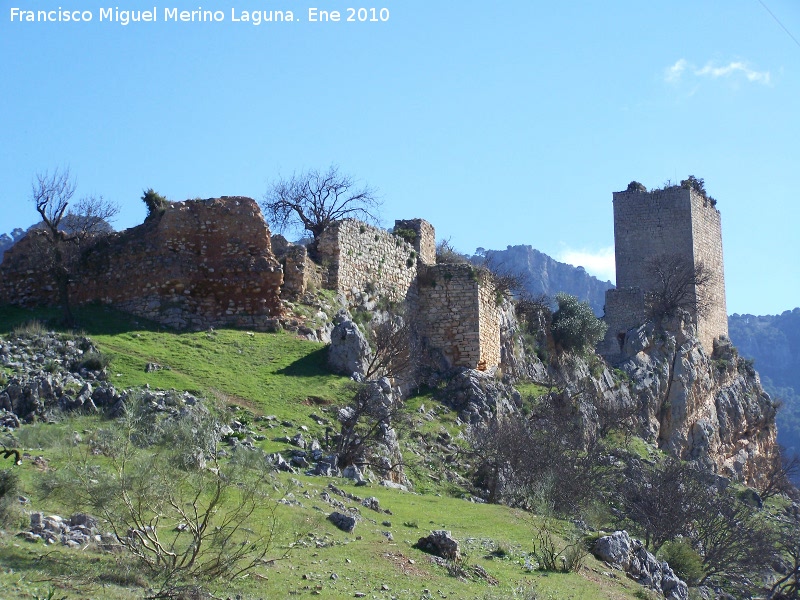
0, 304, 650, 598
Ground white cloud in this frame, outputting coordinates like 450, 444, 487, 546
695, 61, 771, 84
664, 59, 771, 85
557, 246, 616, 283
664, 59, 688, 83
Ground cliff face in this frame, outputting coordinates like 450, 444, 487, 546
475, 245, 613, 316
618, 313, 777, 485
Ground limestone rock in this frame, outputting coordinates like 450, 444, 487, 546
328, 319, 371, 378
328, 511, 357, 533
414, 530, 460, 561
593, 531, 688, 600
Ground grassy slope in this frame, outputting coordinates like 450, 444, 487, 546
0, 305, 645, 599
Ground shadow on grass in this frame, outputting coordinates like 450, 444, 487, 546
0, 303, 164, 336
276, 347, 331, 378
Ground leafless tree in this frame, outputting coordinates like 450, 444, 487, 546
644, 254, 715, 321
771, 521, 800, 599
334, 382, 407, 478
30, 168, 118, 326
364, 314, 420, 383
617, 459, 707, 551
262, 165, 382, 255
759, 445, 800, 501
467, 392, 605, 514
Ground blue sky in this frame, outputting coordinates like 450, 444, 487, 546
1, 0, 798, 316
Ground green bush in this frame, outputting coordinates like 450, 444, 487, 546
659, 538, 704, 585
73, 351, 111, 372
550, 293, 608, 355
141, 188, 169, 218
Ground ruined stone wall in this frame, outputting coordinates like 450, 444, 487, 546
316, 219, 420, 303
417, 264, 501, 369
599, 287, 647, 362
271, 240, 321, 302
603, 186, 728, 356
393, 219, 436, 266
690, 194, 728, 352
0, 197, 283, 330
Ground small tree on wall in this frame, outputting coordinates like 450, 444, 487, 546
644, 254, 714, 321
30, 168, 119, 326
262, 165, 382, 256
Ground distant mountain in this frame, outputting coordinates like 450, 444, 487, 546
474, 245, 614, 315
0, 228, 26, 263
729, 309, 800, 457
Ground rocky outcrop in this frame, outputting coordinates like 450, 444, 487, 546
616, 313, 777, 485
439, 368, 520, 424
328, 318, 371, 378
593, 531, 688, 600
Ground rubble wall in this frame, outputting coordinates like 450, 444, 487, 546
0, 197, 283, 330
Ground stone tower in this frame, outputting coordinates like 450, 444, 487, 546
600, 184, 728, 361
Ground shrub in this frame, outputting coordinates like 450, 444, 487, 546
659, 538, 704, 585
38, 398, 287, 596
141, 188, 169, 218
550, 293, 607, 355
73, 350, 111, 371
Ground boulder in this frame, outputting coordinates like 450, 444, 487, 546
593, 531, 688, 600
328, 319, 371, 378
414, 530, 460, 561
328, 511, 357, 533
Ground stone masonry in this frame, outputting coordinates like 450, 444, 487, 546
315, 219, 502, 370
600, 185, 728, 361
316, 219, 421, 304
0, 200, 503, 371
417, 264, 501, 370
0, 197, 283, 330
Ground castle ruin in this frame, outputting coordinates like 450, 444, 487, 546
0, 198, 502, 371
599, 184, 728, 362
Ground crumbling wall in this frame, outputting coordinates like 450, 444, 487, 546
271, 237, 321, 301
393, 219, 436, 266
598, 287, 647, 363
0, 197, 283, 330
417, 264, 500, 370
316, 219, 420, 303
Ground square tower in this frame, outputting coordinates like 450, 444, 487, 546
601, 184, 728, 358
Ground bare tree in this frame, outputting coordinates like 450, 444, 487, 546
30, 168, 118, 326
334, 382, 407, 479
771, 520, 800, 599
644, 254, 715, 321
364, 314, 420, 383
759, 445, 800, 501
262, 165, 381, 254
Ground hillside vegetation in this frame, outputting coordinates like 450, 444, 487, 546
0, 304, 796, 600
0, 305, 654, 600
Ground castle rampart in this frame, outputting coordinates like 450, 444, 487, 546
0, 197, 283, 330
315, 219, 422, 304
0, 199, 503, 372
417, 264, 501, 370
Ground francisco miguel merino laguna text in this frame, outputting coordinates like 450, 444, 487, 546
10, 7, 305, 25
